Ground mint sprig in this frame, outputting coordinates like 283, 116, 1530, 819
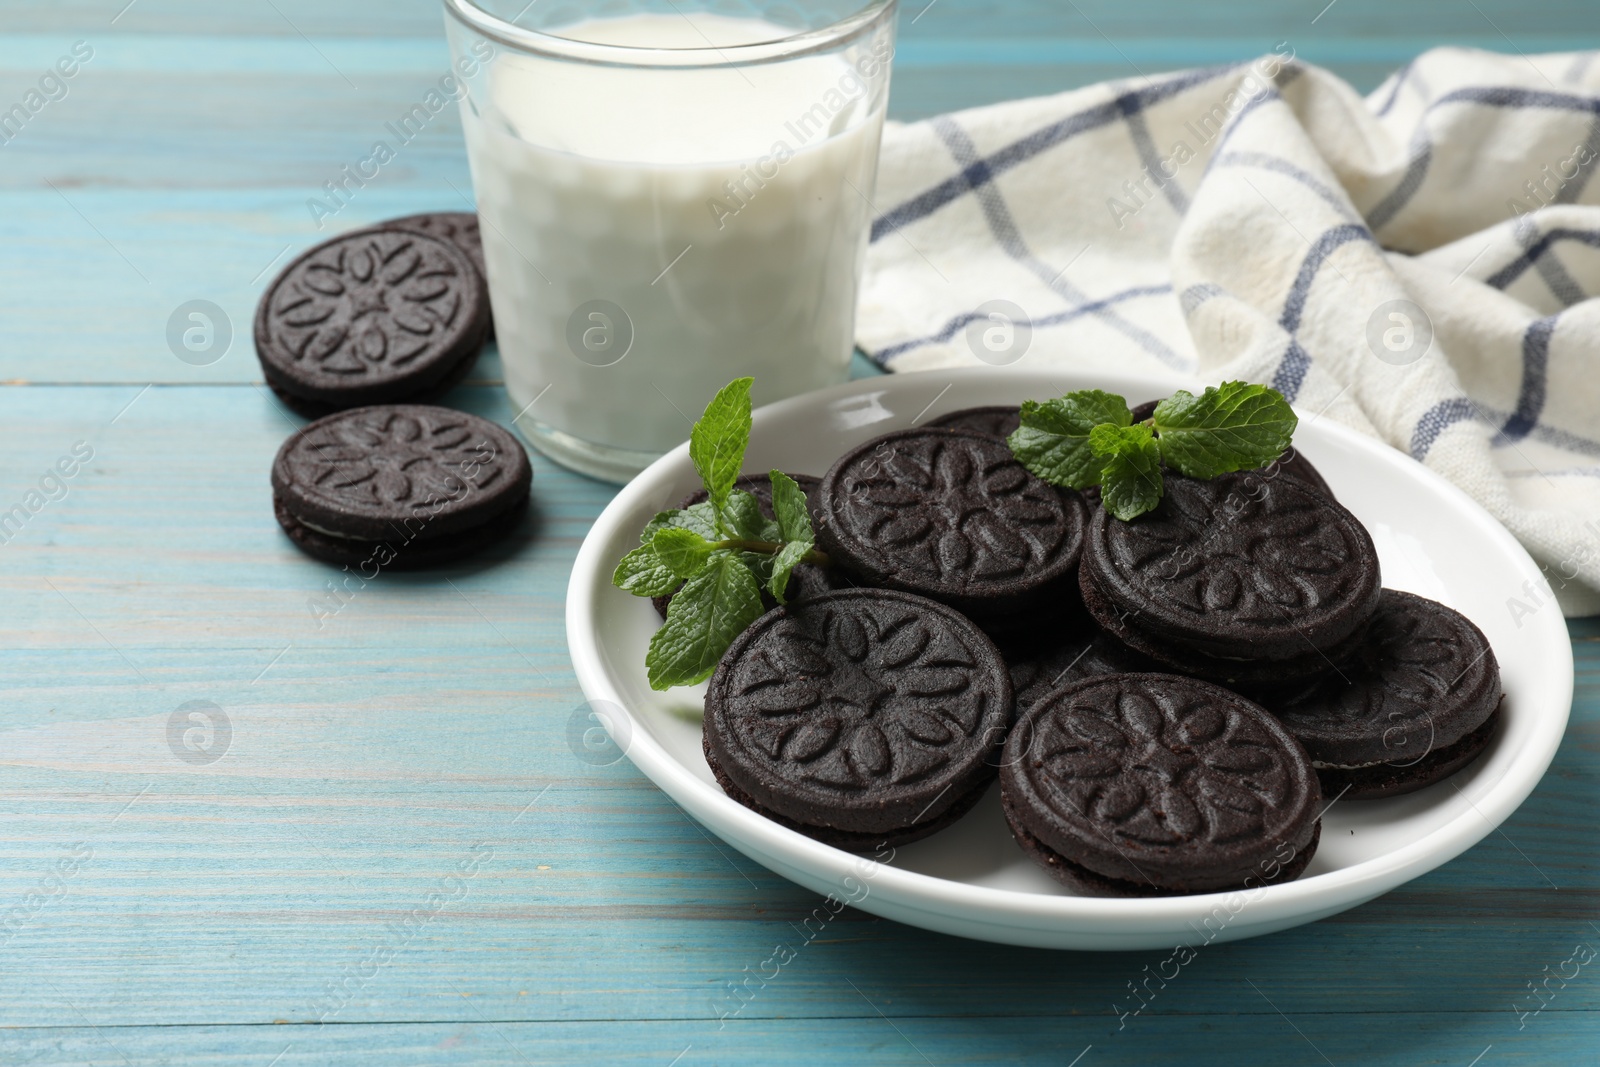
1007, 390, 1131, 490
1090, 423, 1164, 520
1007, 381, 1297, 520
612, 378, 828, 690
647, 552, 765, 691
689, 377, 752, 525
1150, 382, 1298, 479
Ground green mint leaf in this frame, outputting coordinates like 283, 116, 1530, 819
1151, 381, 1297, 479
767, 539, 812, 605
1006, 389, 1133, 490
641, 501, 720, 544
689, 377, 754, 525
645, 550, 765, 690
612, 543, 681, 597
652, 527, 714, 579
1091, 423, 1165, 521
1088, 422, 1150, 457
738, 550, 777, 592
769, 470, 814, 544
721, 488, 778, 542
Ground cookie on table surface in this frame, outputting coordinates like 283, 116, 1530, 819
1079, 470, 1380, 685
815, 428, 1090, 626
1001, 673, 1322, 896
272, 405, 529, 568
703, 589, 1012, 850
1270, 589, 1503, 799
255, 227, 490, 413
379, 211, 495, 339
651, 473, 851, 618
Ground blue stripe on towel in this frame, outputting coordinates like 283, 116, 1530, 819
1410, 397, 1481, 460
1118, 93, 1191, 216
1280, 224, 1373, 334
1270, 338, 1312, 401
1213, 151, 1358, 220
1373, 59, 1418, 117
1496, 316, 1562, 445
1485, 227, 1600, 293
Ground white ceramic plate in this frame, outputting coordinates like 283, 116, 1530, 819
566, 368, 1574, 950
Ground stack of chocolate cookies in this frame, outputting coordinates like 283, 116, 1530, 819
697, 405, 1503, 900
256, 213, 530, 568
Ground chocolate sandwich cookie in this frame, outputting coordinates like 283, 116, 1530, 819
1271, 590, 1503, 799
816, 428, 1089, 627
1001, 673, 1322, 896
256, 227, 490, 415
927, 405, 1022, 439
272, 405, 530, 568
1079, 470, 1380, 689
380, 212, 495, 339
652, 473, 850, 617
704, 589, 1012, 850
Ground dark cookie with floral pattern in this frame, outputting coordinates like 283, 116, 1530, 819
816, 428, 1089, 625
379, 212, 494, 339
652, 474, 852, 618
255, 227, 490, 411
1078, 564, 1369, 693
1000, 673, 1321, 896
704, 589, 1012, 848
1269, 590, 1502, 799
1081, 471, 1380, 666
271, 405, 529, 567
927, 405, 1022, 439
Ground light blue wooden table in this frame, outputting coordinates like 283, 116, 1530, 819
2, 2, 1597, 1064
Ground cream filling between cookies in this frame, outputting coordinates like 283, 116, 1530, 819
294, 516, 376, 541
1311, 759, 1386, 770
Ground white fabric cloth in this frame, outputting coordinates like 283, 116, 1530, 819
858, 47, 1600, 616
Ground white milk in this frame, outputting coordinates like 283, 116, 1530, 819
460, 13, 889, 477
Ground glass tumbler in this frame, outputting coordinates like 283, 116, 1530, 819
442, 0, 898, 482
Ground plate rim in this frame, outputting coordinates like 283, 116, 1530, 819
565, 367, 1574, 941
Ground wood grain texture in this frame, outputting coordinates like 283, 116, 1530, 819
2, 0, 1598, 1063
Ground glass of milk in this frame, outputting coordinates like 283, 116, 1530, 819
442, 0, 898, 482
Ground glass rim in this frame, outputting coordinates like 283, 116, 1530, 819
442, 0, 898, 68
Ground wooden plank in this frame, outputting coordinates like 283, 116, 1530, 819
1, 1013, 1598, 1066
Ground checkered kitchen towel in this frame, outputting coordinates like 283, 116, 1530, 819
858, 47, 1600, 616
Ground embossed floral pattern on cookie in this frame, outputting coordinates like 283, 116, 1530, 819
818, 430, 1085, 604
707, 590, 1011, 828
